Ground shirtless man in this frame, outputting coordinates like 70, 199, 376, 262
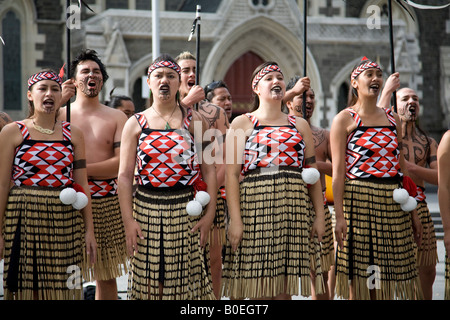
175, 51, 229, 299
59, 49, 128, 300
285, 76, 334, 300
379, 82, 438, 300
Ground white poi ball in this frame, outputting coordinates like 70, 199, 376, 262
393, 188, 409, 204
186, 200, 203, 216
60, 187, 77, 205
302, 167, 320, 185
195, 191, 211, 207
401, 196, 417, 212
72, 192, 88, 210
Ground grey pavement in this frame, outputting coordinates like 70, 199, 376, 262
1, 188, 448, 300
1, 240, 447, 300
117, 238, 449, 300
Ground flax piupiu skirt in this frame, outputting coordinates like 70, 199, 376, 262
127, 185, 215, 300
211, 188, 227, 245
89, 194, 127, 281
335, 178, 422, 300
221, 167, 325, 299
321, 204, 335, 273
415, 201, 438, 266
2, 186, 88, 300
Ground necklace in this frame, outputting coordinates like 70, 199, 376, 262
33, 120, 57, 135
152, 105, 177, 130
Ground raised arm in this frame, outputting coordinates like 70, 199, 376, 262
378, 72, 400, 109
283, 76, 310, 104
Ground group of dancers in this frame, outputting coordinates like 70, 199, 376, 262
0, 49, 449, 301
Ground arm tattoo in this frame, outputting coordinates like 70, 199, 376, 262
199, 103, 221, 128
312, 128, 326, 149
73, 159, 87, 169
305, 156, 316, 165
113, 141, 121, 148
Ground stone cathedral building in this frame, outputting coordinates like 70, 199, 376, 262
1, 0, 449, 141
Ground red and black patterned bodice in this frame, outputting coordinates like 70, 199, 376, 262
13, 121, 74, 187
345, 108, 401, 179
134, 108, 201, 188
241, 113, 306, 175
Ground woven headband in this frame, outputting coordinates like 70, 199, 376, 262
351, 60, 382, 80
147, 60, 181, 77
252, 64, 282, 89
28, 71, 62, 89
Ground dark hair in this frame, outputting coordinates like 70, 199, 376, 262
27, 68, 61, 119
286, 75, 301, 92
70, 49, 109, 83
109, 95, 132, 109
204, 80, 229, 101
250, 61, 281, 111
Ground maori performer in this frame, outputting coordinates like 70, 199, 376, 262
118, 54, 216, 300
380, 82, 439, 300
59, 49, 128, 300
175, 51, 229, 299
0, 69, 96, 300
203, 79, 233, 299
221, 61, 325, 300
285, 78, 335, 300
331, 57, 423, 300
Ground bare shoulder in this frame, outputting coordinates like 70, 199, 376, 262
198, 100, 222, 128
229, 113, 253, 131
438, 131, 450, 164
0, 121, 23, 147
311, 124, 330, 142
199, 100, 220, 113
331, 108, 356, 131
294, 116, 313, 137
190, 109, 209, 133
441, 130, 450, 147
